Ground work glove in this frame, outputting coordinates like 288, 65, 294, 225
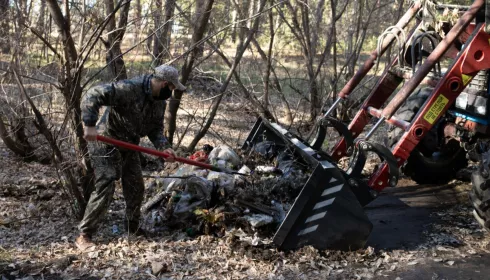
83, 126, 97, 141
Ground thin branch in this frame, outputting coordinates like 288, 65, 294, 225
166, 0, 286, 65
82, 3, 195, 88
23, 23, 61, 60
0, 67, 60, 88
76, 0, 130, 80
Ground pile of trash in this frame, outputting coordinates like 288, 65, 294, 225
141, 142, 311, 238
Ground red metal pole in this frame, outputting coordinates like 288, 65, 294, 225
381, 0, 484, 119
96, 135, 225, 173
366, 107, 410, 131
337, 0, 422, 99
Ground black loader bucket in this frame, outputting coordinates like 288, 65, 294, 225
242, 117, 374, 251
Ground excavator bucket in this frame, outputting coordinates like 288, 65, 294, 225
242, 117, 376, 251
240, 0, 490, 251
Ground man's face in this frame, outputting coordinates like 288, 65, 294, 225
154, 79, 174, 100
158, 80, 175, 90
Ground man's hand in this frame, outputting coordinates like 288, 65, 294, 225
83, 126, 98, 141
163, 148, 176, 162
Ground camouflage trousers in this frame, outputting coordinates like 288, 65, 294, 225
79, 143, 144, 236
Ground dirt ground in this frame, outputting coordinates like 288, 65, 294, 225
2, 127, 490, 280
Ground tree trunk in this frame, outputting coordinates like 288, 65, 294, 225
161, 0, 176, 61
153, 0, 163, 64
165, 0, 215, 145
193, 0, 206, 59
78, 0, 86, 48
37, 0, 46, 31
0, 115, 37, 162
0, 0, 10, 53
133, 0, 142, 45
103, 0, 130, 81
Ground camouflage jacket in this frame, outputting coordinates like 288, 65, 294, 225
81, 74, 171, 150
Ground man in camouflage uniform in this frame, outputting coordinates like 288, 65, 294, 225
75, 65, 186, 251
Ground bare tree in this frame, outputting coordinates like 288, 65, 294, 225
277, 0, 349, 121
9, 0, 131, 218
187, 0, 268, 152
165, 0, 215, 145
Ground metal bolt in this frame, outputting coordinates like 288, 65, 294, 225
377, 181, 383, 186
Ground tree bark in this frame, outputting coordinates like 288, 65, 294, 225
133, 0, 142, 45
103, 0, 130, 80
161, 0, 176, 61
78, 0, 86, 48
0, 0, 10, 53
193, 0, 206, 59
152, 0, 175, 65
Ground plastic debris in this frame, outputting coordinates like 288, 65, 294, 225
253, 141, 282, 160
172, 177, 215, 219
207, 171, 234, 193
255, 165, 279, 174
244, 214, 274, 228
208, 144, 241, 167
234, 165, 251, 184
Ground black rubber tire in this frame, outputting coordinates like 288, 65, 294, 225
471, 156, 490, 232
387, 87, 468, 184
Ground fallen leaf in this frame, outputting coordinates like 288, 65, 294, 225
151, 261, 168, 275
87, 251, 99, 259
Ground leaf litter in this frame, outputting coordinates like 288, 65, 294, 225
2, 131, 490, 279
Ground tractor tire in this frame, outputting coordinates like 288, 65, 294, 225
387, 87, 468, 184
470, 154, 490, 232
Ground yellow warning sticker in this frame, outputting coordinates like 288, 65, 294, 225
423, 95, 449, 124
462, 74, 472, 85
